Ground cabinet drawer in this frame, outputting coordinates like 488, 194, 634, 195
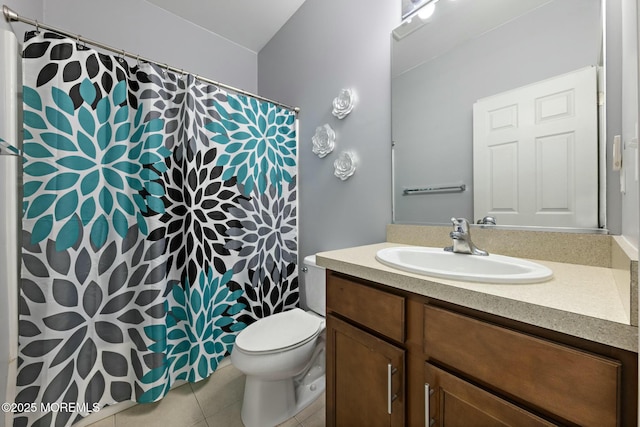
424, 305, 621, 427
327, 273, 405, 342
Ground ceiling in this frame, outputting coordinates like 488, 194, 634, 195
146, 0, 307, 53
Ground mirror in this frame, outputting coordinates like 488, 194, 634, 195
391, 0, 607, 231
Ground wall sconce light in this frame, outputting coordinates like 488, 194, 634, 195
417, 1, 437, 20
393, 0, 439, 40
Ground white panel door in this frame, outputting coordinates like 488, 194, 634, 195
473, 66, 598, 228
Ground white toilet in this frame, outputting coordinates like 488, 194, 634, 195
231, 255, 326, 427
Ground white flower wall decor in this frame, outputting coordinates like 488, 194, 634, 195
334, 151, 358, 181
311, 124, 336, 158
332, 89, 356, 119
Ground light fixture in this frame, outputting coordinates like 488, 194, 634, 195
403, 0, 439, 23
417, 1, 437, 20
393, 0, 439, 40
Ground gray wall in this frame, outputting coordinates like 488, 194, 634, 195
0, 0, 43, 34
41, 0, 258, 92
258, 0, 399, 266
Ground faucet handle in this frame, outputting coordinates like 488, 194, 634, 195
477, 216, 497, 225
450, 217, 469, 232
447, 217, 488, 256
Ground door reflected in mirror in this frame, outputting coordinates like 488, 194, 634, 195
391, 0, 606, 231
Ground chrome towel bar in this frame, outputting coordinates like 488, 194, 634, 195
403, 184, 466, 195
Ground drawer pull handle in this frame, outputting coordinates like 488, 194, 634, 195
425, 383, 434, 426
387, 364, 398, 414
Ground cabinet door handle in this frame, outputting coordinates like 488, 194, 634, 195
425, 383, 434, 426
387, 363, 398, 414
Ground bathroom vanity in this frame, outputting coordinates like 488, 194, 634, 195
319, 227, 638, 427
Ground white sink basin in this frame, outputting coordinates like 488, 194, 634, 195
375, 246, 553, 284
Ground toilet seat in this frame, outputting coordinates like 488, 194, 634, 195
235, 308, 324, 355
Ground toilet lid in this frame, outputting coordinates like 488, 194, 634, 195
235, 308, 323, 353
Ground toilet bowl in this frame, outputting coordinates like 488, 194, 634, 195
231, 255, 326, 427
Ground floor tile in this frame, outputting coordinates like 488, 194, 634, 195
204, 401, 245, 427
85, 363, 326, 427
114, 383, 205, 427
300, 409, 324, 427
191, 364, 245, 419
294, 392, 325, 424
276, 416, 302, 427
86, 415, 116, 427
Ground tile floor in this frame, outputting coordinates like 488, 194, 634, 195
85, 362, 325, 427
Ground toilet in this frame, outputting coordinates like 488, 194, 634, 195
231, 255, 326, 427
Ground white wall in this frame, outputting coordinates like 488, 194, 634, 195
636, 0, 640, 420
41, 0, 258, 92
622, 0, 640, 247
0, 3, 43, 426
258, 0, 399, 270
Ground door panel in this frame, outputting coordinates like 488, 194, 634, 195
473, 66, 598, 227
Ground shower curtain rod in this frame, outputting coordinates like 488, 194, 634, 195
2, 5, 300, 114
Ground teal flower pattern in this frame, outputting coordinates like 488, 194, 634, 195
206, 94, 297, 196
140, 267, 246, 402
22, 78, 169, 250
17, 31, 298, 427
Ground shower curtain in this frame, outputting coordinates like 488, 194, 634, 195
15, 31, 298, 427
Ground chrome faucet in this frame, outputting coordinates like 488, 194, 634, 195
444, 217, 488, 256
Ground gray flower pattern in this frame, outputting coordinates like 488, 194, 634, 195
17, 31, 299, 427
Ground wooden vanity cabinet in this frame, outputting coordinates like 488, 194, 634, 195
325, 270, 638, 427
326, 272, 406, 427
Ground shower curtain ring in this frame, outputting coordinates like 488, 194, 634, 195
35, 20, 40, 33
136, 55, 142, 68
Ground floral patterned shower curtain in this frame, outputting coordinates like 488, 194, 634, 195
15, 31, 298, 427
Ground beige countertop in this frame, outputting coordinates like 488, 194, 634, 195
316, 242, 638, 353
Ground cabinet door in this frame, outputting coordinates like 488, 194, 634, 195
326, 314, 405, 427
425, 363, 558, 427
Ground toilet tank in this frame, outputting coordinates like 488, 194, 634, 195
302, 255, 326, 315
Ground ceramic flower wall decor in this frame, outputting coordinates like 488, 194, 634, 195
311, 124, 336, 158
332, 89, 356, 119
334, 151, 357, 180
